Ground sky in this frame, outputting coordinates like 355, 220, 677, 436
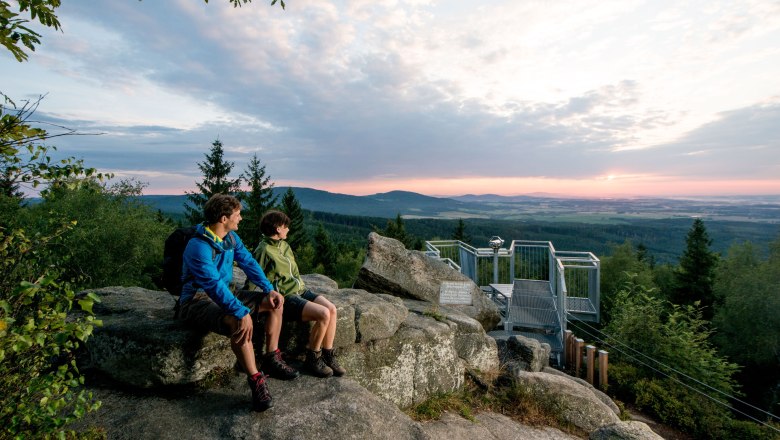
3, 0, 780, 198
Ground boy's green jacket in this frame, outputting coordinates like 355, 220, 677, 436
247, 236, 306, 297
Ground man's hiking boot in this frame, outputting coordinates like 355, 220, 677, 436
262, 349, 300, 380
247, 372, 273, 412
306, 349, 333, 378
322, 348, 346, 377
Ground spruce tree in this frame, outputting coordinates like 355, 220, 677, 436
672, 218, 719, 319
451, 218, 471, 243
280, 187, 307, 252
241, 153, 276, 249
380, 213, 414, 248
184, 139, 243, 224
313, 222, 336, 274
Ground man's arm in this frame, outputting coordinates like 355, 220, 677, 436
183, 239, 251, 319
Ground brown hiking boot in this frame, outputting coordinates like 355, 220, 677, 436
322, 348, 346, 377
305, 349, 333, 378
247, 372, 273, 412
262, 349, 300, 380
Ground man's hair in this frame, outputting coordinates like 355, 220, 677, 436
204, 194, 241, 224
260, 210, 290, 237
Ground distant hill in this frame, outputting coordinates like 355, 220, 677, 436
138, 187, 780, 224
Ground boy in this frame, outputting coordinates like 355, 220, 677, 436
178, 195, 299, 412
249, 210, 345, 377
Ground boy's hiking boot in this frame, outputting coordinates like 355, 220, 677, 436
262, 349, 300, 380
247, 372, 273, 412
306, 349, 333, 378
322, 348, 346, 377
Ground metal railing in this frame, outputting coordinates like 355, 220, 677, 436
426, 238, 601, 362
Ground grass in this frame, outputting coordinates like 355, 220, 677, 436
404, 370, 586, 437
422, 305, 447, 322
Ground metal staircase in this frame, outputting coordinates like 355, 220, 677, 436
425, 239, 600, 364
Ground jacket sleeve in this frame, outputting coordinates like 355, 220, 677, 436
183, 238, 250, 319
233, 233, 274, 294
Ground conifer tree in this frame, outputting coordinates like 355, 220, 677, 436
313, 222, 336, 274
451, 218, 471, 243
672, 218, 719, 319
280, 187, 307, 252
380, 213, 414, 248
184, 139, 243, 224
241, 153, 276, 249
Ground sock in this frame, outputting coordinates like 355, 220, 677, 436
250, 371, 263, 382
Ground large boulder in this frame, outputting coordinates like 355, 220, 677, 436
82, 283, 498, 407
74, 374, 430, 440
589, 421, 664, 440
421, 411, 581, 440
542, 367, 620, 416
354, 232, 500, 331
514, 371, 621, 432
496, 333, 551, 373
82, 286, 234, 387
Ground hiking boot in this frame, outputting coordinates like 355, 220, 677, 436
305, 349, 333, 378
262, 349, 300, 380
247, 372, 273, 412
322, 348, 346, 377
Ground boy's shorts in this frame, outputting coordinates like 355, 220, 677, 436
282, 289, 319, 322
178, 290, 268, 336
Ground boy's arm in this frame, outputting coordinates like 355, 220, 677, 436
183, 240, 250, 319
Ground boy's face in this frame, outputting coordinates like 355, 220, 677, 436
275, 223, 289, 240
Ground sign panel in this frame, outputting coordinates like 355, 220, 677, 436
439, 281, 473, 305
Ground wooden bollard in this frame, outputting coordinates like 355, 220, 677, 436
564, 330, 573, 368
586, 345, 596, 385
575, 338, 584, 377
598, 350, 609, 390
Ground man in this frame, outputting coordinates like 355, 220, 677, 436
178, 194, 299, 412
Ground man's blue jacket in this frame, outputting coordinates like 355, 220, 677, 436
180, 223, 274, 319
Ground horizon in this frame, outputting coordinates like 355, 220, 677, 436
4, 1, 780, 198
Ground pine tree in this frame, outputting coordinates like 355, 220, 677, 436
280, 187, 307, 252
313, 223, 336, 274
380, 213, 414, 248
451, 218, 471, 243
184, 139, 243, 224
672, 218, 719, 319
241, 153, 277, 249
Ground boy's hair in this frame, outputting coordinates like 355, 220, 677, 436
260, 210, 291, 237
204, 194, 241, 224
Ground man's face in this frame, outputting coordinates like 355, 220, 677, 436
223, 209, 242, 232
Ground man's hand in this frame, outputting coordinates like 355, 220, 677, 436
268, 290, 284, 309
233, 314, 253, 345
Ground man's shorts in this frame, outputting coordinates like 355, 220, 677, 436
178, 290, 268, 336
282, 289, 319, 322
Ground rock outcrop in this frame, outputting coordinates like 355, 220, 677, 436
83, 279, 498, 407
421, 411, 580, 440
589, 421, 664, 440
354, 232, 501, 331
496, 333, 551, 373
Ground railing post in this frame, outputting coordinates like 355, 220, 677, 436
564, 330, 573, 368
586, 345, 596, 385
575, 338, 584, 377
598, 350, 608, 390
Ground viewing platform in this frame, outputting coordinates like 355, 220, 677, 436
425, 238, 600, 364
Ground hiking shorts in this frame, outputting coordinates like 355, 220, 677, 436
282, 289, 319, 322
179, 290, 268, 336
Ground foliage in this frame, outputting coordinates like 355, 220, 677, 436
451, 218, 471, 243
0, 0, 61, 62
312, 223, 337, 275
1, 96, 107, 213
281, 188, 307, 252
0, 225, 101, 438
240, 153, 276, 249
25, 178, 170, 289
672, 218, 719, 319
377, 213, 416, 249
184, 139, 243, 225
599, 241, 657, 325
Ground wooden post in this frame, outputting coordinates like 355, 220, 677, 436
575, 338, 584, 378
586, 345, 596, 385
598, 350, 609, 390
564, 330, 573, 369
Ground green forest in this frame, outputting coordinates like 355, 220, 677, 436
2, 2, 779, 438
